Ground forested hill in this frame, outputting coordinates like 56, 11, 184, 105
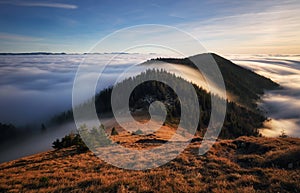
53, 69, 266, 139
52, 54, 280, 138
145, 53, 279, 109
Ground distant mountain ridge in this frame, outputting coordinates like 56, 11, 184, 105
0, 52, 67, 55
0, 52, 132, 55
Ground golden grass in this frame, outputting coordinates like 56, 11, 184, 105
0, 133, 299, 192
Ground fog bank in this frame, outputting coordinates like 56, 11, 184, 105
230, 55, 300, 137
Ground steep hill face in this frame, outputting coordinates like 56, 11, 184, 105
149, 53, 279, 108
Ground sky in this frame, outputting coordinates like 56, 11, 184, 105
0, 0, 299, 54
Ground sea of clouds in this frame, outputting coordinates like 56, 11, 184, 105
0, 53, 299, 162
0, 53, 159, 162
229, 54, 300, 137
0, 53, 299, 135
0, 53, 160, 126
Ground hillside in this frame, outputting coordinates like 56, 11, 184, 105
0, 132, 299, 192
147, 53, 279, 109
53, 54, 280, 138
54, 69, 267, 138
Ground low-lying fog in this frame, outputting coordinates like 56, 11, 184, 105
0, 53, 299, 162
0, 53, 223, 127
0, 54, 158, 126
229, 54, 300, 137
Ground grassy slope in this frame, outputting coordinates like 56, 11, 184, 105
0, 131, 299, 193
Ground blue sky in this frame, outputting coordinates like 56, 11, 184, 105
0, 0, 299, 54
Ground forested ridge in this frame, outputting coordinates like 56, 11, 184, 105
54, 68, 266, 138
145, 53, 279, 109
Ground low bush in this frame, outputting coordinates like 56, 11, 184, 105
52, 132, 88, 152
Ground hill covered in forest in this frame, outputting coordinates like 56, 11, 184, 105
92, 69, 266, 138
53, 53, 279, 138
144, 53, 279, 109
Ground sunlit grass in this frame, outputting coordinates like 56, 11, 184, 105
0, 129, 299, 192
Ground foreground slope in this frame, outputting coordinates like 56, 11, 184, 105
1, 135, 299, 193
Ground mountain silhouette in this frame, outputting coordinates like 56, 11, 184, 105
145, 53, 279, 109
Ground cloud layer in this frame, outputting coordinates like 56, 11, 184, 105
0, 54, 157, 125
0, 54, 299, 137
230, 54, 300, 137
0, 0, 77, 9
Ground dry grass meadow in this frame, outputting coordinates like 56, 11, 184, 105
0, 123, 299, 193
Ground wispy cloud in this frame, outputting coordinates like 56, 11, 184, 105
177, 1, 300, 54
169, 13, 186, 19
0, 32, 42, 41
0, 0, 78, 9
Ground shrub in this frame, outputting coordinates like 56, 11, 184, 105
111, 127, 118, 135
39, 177, 49, 185
133, 129, 143, 135
79, 125, 112, 149
279, 129, 288, 138
52, 132, 88, 152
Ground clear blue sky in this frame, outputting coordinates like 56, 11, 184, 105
0, 0, 299, 54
